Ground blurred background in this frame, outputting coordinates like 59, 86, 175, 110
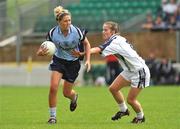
0, 0, 180, 86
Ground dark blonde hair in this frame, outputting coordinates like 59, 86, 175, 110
54, 6, 71, 21
104, 21, 120, 34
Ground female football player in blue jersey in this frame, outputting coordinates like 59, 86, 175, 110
37, 6, 91, 124
72, 21, 150, 124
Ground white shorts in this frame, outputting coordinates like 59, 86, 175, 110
120, 66, 150, 88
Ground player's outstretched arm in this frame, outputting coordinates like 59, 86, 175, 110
71, 47, 101, 57
90, 47, 101, 54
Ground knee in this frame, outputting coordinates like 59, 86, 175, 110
127, 97, 135, 105
109, 86, 117, 93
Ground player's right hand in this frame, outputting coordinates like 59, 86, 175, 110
85, 60, 91, 72
36, 45, 49, 56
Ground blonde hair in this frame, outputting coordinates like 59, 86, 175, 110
54, 6, 71, 21
104, 21, 120, 34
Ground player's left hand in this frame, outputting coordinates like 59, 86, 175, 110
71, 50, 81, 57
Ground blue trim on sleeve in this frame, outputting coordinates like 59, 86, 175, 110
99, 35, 117, 51
46, 26, 57, 41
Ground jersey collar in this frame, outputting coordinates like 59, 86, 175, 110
58, 25, 72, 34
105, 34, 116, 42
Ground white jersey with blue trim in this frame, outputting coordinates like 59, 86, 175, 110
47, 24, 84, 61
99, 34, 147, 72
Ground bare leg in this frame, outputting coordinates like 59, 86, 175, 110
109, 75, 130, 104
110, 75, 131, 120
48, 71, 62, 123
49, 71, 62, 108
63, 81, 76, 100
63, 81, 78, 111
127, 87, 142, 113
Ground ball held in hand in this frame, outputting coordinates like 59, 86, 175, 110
41, 41, 56, 56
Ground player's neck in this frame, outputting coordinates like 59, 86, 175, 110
61, 30, 68, 37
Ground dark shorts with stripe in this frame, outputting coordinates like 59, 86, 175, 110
49, 55, 81, 83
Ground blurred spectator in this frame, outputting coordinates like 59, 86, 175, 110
146, 53, 180, 85
156, 0, 168, 19
147, 0, 179, 31
105, 55, 122, 85
163, 0, 178, 21
156, 57, 177, 85
146, 52, 159, 85
167, 15, 177, 31
164, 0, 178, 14
141, 12, 154, 29
152, 15, 168, 30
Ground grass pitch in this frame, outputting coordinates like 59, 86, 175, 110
0, 86, 180, 129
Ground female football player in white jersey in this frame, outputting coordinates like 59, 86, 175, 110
72, 21, 150, 123
37, 6, 91, 124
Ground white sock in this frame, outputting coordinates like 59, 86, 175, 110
49, 107, 56, 118
137, 111, 144, 119
118, 102, 128, 112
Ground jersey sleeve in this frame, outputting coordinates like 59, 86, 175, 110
99, 43, 108, 51
77, 29, 88, 60
81, 29, 88, 41
46, 26, 56, 41
98, 36, 117, 51
100, 45, 114, 57
99, 39, 119, 57
98, 37, 116, 56
74, 26, 88, 42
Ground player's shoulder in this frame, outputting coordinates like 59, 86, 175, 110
48, 26, 58, 35
70, 25, 80, 32
107, 35, 125, 47
115, 35, 126, 42
68, 25, 82, 37
71, 25, 86, 35
49, 26, 58, 31
71, 24, 87, 41
46, 26, 58, 41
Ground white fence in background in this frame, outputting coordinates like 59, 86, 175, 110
0, 63, 85, 86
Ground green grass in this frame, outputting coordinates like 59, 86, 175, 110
0, 86, 180, 129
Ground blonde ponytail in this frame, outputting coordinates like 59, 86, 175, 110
54, 6, 64, 18
54, 6, 71, 21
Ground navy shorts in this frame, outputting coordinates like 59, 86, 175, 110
49, 55, 81, 83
